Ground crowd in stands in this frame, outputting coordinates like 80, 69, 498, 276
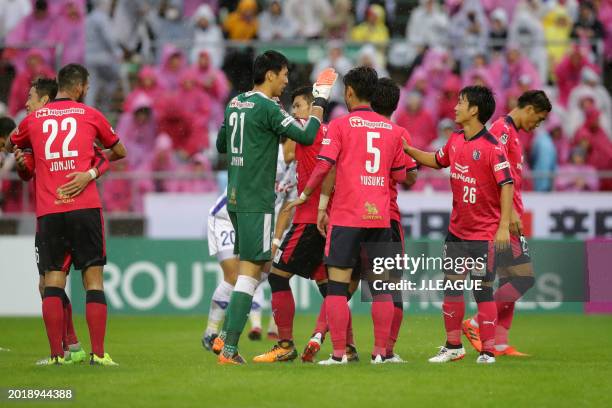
1, 0, 612, 214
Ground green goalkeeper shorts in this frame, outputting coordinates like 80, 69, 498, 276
228, 211, 275, 262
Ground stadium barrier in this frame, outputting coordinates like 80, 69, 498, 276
2, 237, 608, 316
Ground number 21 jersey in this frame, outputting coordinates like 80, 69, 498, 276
10, 99, 119, 217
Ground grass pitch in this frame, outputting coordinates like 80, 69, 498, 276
1, 313, 611, 407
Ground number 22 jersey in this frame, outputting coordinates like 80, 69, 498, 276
10, 99, 119, 217
434, 127, 513, 241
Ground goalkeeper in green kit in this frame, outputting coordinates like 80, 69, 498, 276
214, 50, 338, 365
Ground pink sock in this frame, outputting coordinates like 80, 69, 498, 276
495, 301, 515, 345
313, 297, 328, 338
346, 309, 354, 346
494, 283, 522, 303
271, 290, 295, 341
326, 295, 349, 358
371, 295, 394, 357
386, 305, 403, 356
477, 301, 497, 353
43, 296, 65, 357
443, 295, 465, 346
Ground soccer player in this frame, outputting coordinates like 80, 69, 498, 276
214, 51, 336, 365
462, 90, 551, 357
288, 67, 408, 365
6, 64, 127, 366
14, 77, 115, 364
370, 78, 418, 363
404, 86, 514, 364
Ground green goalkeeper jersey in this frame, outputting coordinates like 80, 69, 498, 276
216, 91, 320, 213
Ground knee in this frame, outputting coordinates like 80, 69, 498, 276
268, 273, 291, 293
513, 276, 535, 295
473, 284, 494, 303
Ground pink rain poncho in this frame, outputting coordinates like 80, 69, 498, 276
49, 0, 85, 66
190, 50, 229, 127
8, 48, 54, 116
155, 44, 187, 90
123, 66, 164, 113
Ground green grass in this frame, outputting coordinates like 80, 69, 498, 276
1, 314, 611, 407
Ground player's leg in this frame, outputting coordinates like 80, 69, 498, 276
301, 277, 328, 363
219, 211, 273, 364
346, 277, 360, 362
387, 220, 405, 362
471, 241, 499, 364
248, 282, 264, 339
204, 257, 238, 351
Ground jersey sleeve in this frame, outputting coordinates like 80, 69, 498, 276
391, 133, 407, 175
434, 135, 451, 168
490, 145, 513, 186
10, 117, 31, 149
402, 130, 418, 171
268, 102, 320, 145
17, 149, 34, 181
317, 119, 341, 164
93, 146, 110, 177
92, 110, 120, 148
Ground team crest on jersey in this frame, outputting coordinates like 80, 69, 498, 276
363, 202, 382, 221
229, 188, 237, 205
472, 149, 481, 160
500, 133, 509, 144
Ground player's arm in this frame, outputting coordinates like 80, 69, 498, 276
216, 121, 228, 153
273, 200, 293, 254
391, 137, 408, 182
283, 139, 296, 163
316, 166, 335, 236
402, 132, 418, 187
492, 147, 514, 251
403, 139, 442, 169
104, 142, 127, 161
14, 148, 34, 181
404, 169, 418, 188
58, 147, 112, 198
92, 110, 127, 161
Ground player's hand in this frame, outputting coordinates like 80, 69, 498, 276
317, 209, 329, 237
509, 209, 523, 236
494, 226, 511, 252
402, 138, 412, 154
14, 148, 26, 170
57, 171, 96, 198
283, 195, 308, 213
313, 68, 338, 101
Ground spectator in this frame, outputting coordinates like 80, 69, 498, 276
570, 1, 604, 47
102, 160, 133, 212
150, 1, 192, 53
555, 146, 599, 191
184, 0, 219, 17
175, 70, 211, 151
567, 68, 612, 138
5, 0, 55, 70
146, 133, 182, 193
405, 0, 449, 64
599, 0, 612, 61
111, 0, 154, 63
51, 0, 86, 66
490, 45, 542, 94
437, 75, 462, 122
509, 0, 548, 82
116, 94, 158, 170
258, 1, 297, 41
395, 91, 437, 150
531, 125, 558, 191
8, 49, 54, 117
191, 50, 230, 127
191, 4, 225, 68
156, 94, 198, 158
0, 0, 31, 42
124, 66, 164, 113
174, 153, 217, 192
488, 8, 509, 54
155, 44, 187, 90
573, 108, 612, 190
543, 5, 573, 69
285, 0, 332, 39
546, 114, 570, 164
555, 44, 599, 107
324, 0, 354, 40
310, 41, 352, 109
222, 0, 259, 41
355, 44, 388, 77
449, 0, 489, 71
355, 0, 395, 25
85, 0, 123, 112
350, 4, 389, 46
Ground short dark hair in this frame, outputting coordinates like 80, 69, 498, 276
517, 90, 552, 113
291, 86, 313, 104
459, 85, 496, 124
31, 77, 58, 100
0, 117, 17, 138
252, 51, 288, 85
371, 78, 400, 117
57, 64, 89, 91
343, 66, 378, 102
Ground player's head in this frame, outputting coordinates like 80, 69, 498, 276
371, 78, 400, 118
57, 63, 89, 102
291, 86, 313, 120
26, 77, 57, 113
456, 85, 495, 126
343, 66, 378, 110
0, 116, 17, 152
516, 90, 552, 131
252, 51, 289, 97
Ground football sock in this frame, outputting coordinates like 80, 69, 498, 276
205, 280, 233, 336
495, 302, 514, 346
494, 276, 533, 345
387, 302, 403, 356
442, 294, 464, 346
222, 275, 258, 356
477, 301, 497, 354
371, 294, 394, 357
250, 283, 264, 330
313, 297, 328, 339
346, 309, 355, 347
42, 287, 65, 358
326, 281, 349, 359
269, 274, 294, 341
86, 290, 107, 358
62, 294, 79, 347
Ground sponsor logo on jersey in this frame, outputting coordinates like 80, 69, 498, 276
35, 107, 85, 118
454, 163, 469, 173
494, 161, 510, 172
229, 99, 255, 109
363, 202, 382, 220
349, 117, 392, 130
322, 138, 331, 145
229, 188, 237, 205
472, 149, 481, 160
500, 133, 509, 144
450, 172, 476, 184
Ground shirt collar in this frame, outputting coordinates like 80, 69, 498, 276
464, 126, 488, 141
505, 115, 519, 131
351, 105, 372, 112
50, 98, 71, 102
